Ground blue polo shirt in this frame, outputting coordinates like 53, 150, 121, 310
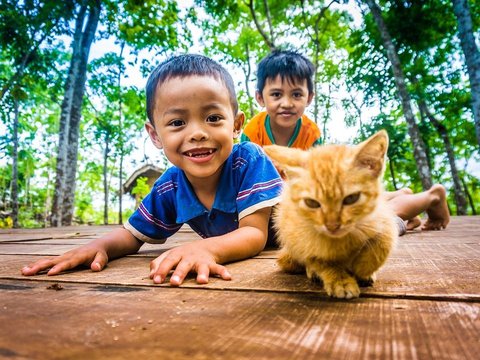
124, 142, 283, 243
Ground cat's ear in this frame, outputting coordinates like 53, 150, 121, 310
263, 145, 308, 179
353, 130, 389, 177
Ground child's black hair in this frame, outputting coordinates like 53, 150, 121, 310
256, 50, 315, 95
146, 54, 238, 124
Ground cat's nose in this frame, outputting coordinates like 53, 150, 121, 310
326, 222, 341, 233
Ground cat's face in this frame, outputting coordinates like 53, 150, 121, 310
265, 130, 389, 238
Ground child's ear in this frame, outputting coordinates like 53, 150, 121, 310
145, 122, 163, 149
233, 111, 245, 139
307, 92, 314, 106
255, 90, 265, 107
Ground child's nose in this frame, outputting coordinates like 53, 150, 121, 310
281, 96, 294, 108
189, 124, 209, 142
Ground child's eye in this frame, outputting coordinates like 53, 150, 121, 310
169, 119, 185, 127
271, 92, 281, 98
206, 115, 223, 123
293, 92, 304, 98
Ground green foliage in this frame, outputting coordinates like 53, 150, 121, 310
112, 0, 185, 51
0, 217, 13, 229
382, 0, 457, 51
349, 0, 479, 213
131, 177, 150, 202
0, 1, 479, 227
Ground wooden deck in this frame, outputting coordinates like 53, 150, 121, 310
0, 216, 479, 359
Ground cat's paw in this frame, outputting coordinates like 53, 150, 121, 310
357, 275, 375, 288
277, 251, 305, 274
305, 268, 324, 285
324, 278, 360, 299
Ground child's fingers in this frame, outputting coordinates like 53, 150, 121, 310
195, 264, 231, 283
47, 250, 106, 276
196, 264, 210, 284
149, 253, 166, 278
90, 252, 108, 272
21, 258, 57, 276
169, 259, 194, 286
46, 253, 88, 275
150, 252, 181, 284
210, 264, 232, 281
46, 259, 77, 276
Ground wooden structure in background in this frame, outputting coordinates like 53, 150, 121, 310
123, 164, 163, 207
0, 216, 479, 359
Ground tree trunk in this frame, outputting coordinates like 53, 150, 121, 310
50, 5, 84, 227
243, 42, 255, 120
388, 158, 398, 190
452, 0, 480, 148
118, 150, 124, 225
104, 134, 109, 225
51, 1, 100, 226
11, 97, 19, 228
300, 0, 338, 125
118, 42, 125, 225
418, 100, 467, 215
364, 0, 432, 190
62, 0, 100, 226
247, 0, 276, 50
44, 164, 51, 227
461, 177, 476, 215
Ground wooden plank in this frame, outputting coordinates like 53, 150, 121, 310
0, 241, 277, 259
402, 216, 479, 244
1, 217, 479, 299
0, 239, 196, 256
0, 230, 199, 246
0, 217, 478, 359
1, 216, 477, 298
0, 226, 201, 255
2, 249, 479, 300
0, 225, 119, 242
2, 216, 476, 257
0, 224, 196, 243
0, 279, 478, 360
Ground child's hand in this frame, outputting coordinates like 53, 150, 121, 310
149, 242, 232, 286
21, 244, 109, 276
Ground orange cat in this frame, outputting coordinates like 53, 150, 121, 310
264, 130, 397, 299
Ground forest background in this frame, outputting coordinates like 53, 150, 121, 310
1, 0, 479, 229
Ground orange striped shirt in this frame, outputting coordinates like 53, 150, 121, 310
240, 111, 322, 150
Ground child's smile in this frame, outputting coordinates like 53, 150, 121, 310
277, 110, 298, 121
183, 147, 217, 163
146, 75, 243, 186
257, 75, 313, 131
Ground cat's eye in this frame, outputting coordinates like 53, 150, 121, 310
343, 192, 360, 205
304, 198, 321, 208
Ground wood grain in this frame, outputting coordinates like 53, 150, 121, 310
0, 280, 478, 360
0, 216, 479, 359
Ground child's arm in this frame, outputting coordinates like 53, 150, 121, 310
149, 207, 271, 286
21, 228, 143, 276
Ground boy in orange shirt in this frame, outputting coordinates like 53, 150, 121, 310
241, 50, 321, 150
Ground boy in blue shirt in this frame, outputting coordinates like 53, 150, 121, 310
22, 54, 283, 286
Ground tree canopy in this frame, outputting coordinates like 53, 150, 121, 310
0, 0, 479, 228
